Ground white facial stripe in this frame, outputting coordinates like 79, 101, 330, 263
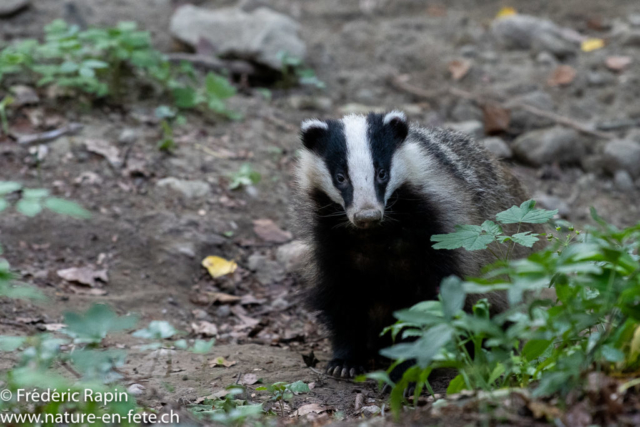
301, 119, 328, 132
383, 110, 406, 125
342, 115, 379, 212
296, 150, 343, 206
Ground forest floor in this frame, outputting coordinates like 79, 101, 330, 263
1, 0, 640, 425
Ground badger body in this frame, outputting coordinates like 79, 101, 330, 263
294, 112, 540, 378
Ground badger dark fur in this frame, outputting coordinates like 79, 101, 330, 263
293, 111, 542, 378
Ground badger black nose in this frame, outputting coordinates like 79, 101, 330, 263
354, 209, 382, 228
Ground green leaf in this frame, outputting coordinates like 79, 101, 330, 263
0, 198, 8, 212
59, 61, 79, 73
521, 339, 552, 362
380, 324, 454, 368
0, 336, 27, 351
22, 188, 49, 199
481, 220, 503, 236
440, 276, 465, 320
431, 224, 496, 251
0, 181, 22, 195
205, 72, 236, 99
496, 200, 557, 224
488, 363, 506, 384
63, 304, 138, 344
155, 105, 175, 119
446, 374, 466, 395
173, 87, 198, 109
133, 320, 176, 339
82, 59, 109, 69
79, 67, 95, 78
287, 380, 310, 394
191, 339, 215, 354
44, 197, 91, 219
601, 345, 625, 362
363, 371, 394, 387
16, 198, 42, 216
509, 232, 539, 248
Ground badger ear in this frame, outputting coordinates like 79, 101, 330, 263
300, 119, 329, 151
383, 111, 408, 144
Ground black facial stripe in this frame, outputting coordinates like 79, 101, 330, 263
316, 120, 353, 208
366, 113, 399, 204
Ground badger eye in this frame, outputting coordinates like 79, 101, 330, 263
377, 169, 388, 183
335, 173, 347, 185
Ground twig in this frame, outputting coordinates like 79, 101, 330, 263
60, 361, 82, 379
389, 75, 614, 140
16, 123, 84, 146
166, 53, 256, 76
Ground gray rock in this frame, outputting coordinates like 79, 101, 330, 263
460, 44, 478, 58
512, 127, 584, 166
170, 5, 306, 70
247, 253, 285, 285
216, 305, 231, 318
629, 14, 640, 27
0, 0, 30, 17
118, 128, 139, 145
157, 177, 211, 198
491, 14, 578, 57
127, 384, 146, 397
276, 240, 309, 273
450, 101, 483, 122
510, 91, 555, 131
621, 30, 640, 47
444, 120, 484, 140
603, 139, 640, 178
533, 193, 570, 217
480, 137, 512, 159
614, 170, 636, 192
587, 71, 614, 87
535, 51, 557, 66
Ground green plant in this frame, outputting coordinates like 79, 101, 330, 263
368, 201, 640, 416
0, 20, 239, 119
256, 381, 310, 417
189, 385, 264, 426
277, 51, 325, 89
0, 95, 13, 136
229, 163, 261, 190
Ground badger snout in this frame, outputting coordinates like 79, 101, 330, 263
353, 209, 383, 228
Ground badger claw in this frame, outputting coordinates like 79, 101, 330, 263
325, 359, 365, 379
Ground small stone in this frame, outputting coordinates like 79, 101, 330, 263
118, 128, 139, 145
444, 120, 484, 140
603, 139, 640, 178
480, 137, 512, 159
587, 71, 614, 87
216, 305, 231, 318
361, 405, 381, 416
512, 126, 584, 166
460, 44, 477, 58
621, 30, 640, 47
533, 193, 570, 217
127, 384, 146, 396
614, 170, 635, 192
629, 14, 640, 27
192, 309, 210, 320
157, 177, 211, 199
247, 253, 285, 285
450, 100, 483, 122
536, 51, 557, 66
170, 5, 306, 70
510, 91, 555, 131
491, 14, 578, 57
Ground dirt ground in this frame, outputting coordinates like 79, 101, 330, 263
1, 0, 640, 425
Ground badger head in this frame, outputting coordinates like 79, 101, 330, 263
297, 111, 409, 229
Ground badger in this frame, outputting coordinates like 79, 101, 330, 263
293, 111, 541, 378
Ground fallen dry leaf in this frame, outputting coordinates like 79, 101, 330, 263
581, 38, 605, 52
202, 256, 238, 279
191, 321, 218, 337
605, 56, 632, 72
448, 59, 472, 81
482, 103, 511, 134
240, 373, 259, 385
231, 305, 260, 327
74, 171, 103, 186
57, 267, 108, 287
496, 6, 517, 19
84, 139, 122, 168
294, 403, 335, 417
240, 294, 266, 306
528, 401, 563, 420
209, 357, 237, 368
211, 292, 241, 304
252, 219, 292, 243
547, 65, 577, 87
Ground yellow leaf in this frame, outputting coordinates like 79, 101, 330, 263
496, 7, 517, 18
629, 324, 640, 363
581, 38, 605, 52
209, 356, 237, 368
202, 256, 237, 278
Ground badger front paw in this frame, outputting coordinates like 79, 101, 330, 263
325, 359, 366, 378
